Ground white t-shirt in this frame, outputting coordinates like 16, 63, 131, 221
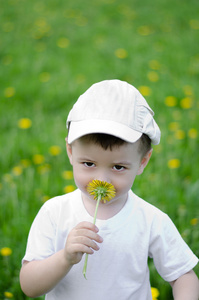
22, 189, 198, 300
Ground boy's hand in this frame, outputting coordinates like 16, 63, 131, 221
64, 221, 103, 266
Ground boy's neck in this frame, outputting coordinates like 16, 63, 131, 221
81, 193, 128, 220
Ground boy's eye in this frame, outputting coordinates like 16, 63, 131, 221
83, 162, 95, 167
113, 165, 125, 171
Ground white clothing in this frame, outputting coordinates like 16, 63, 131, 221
22, 189, 198, 300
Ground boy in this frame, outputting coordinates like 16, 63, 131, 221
20, 80, 199, 299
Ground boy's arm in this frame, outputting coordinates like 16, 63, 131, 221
170, 270, 199, 300
20, 222, 103, 298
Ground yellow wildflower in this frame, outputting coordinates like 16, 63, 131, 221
83, 180, 116, 279
168, 159, 180, 169
139, 86, 151, 96
183, 85, 193, 96
137, 25, 153, 36
151, 287, 159, 299
39, 72, 51, 82
33, 154, 45, 165
189, 19, 199, 30
188, 128, 198, 139
20, 159, 31, 168
49, 145, 62, 156
4, 291, 13, 298
169, 122, 179, 131
18, 118, 32, 129
57, 37, 70, 48
115, 48, 128, 59
147, 71, 159, 82
180, 97, 193, 109
2, 55, 13, 65
190, 218, 198, 226
149, 60, 160, 70
62, 170, 73, 180
175, 130, 185, 140
4, 87, 15, 98
12, 166, 23, 176
41, 195, 50, 203
87, 179, 116, 203
0, 247, 12, 256
165, 96, 177, 107
37, 164, 51, 174
64, 185, 76, 193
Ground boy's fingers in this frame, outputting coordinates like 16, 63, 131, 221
75, 221, 99, 232
74, 228, 103, 243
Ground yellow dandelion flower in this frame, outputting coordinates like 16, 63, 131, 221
168, 159, 180, 169
83, 180, 116, 279
49, 145, 62, 156
56, 37, 70, 48
165, 96, 177, 107
172, 110, 182, 120
63, 185, 76, 193
189, 19, 199, 30
115, 48, 128, 59
18, 118, 32, 129
12, 166, 23, 176
139, 86, 151, 96
62, 170, 73, 180
137, 25, 153, 36
188, 128, 198, 139
190, 218, 198, 226
175, 130, 185, 140
151, 287, 160, 299
4, 291, 13, 298
39, 72, 50, 83
76, 74, 86, 84
4, 87, 15, 98
2, 55, 13, 65
20, 159, 31, 168
169, 122, 179, 131
147, 71, 159, 82
87, 180, 116, 203
149, 60, 160, 70
183, 85, 193, 96
41, 195, 50, 202
0, 247, 12, 256
33, 154, 45, 165
35, 18, 47, 28
3, 174, 12, 183
37, 164, 51, 174
35, 42, 46, 52
180, 97, 193, 109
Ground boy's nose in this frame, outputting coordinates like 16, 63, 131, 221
96, 171, 111, 184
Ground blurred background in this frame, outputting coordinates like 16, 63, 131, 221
0, 0, 199, 299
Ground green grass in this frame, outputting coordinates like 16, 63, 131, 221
0, 0, 199, 299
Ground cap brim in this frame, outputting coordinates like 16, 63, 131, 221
67, 120, 142, 144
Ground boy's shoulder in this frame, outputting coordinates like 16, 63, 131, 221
38, 189, 81, 219
129, 190, 172, 230
131, 190, 166, 217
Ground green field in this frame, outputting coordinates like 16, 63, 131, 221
0, 0, 199, 299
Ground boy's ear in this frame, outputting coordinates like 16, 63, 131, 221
137, 148, 153, 175
65, 137, 73, 165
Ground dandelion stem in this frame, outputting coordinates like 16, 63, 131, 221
83, 194, 101, 279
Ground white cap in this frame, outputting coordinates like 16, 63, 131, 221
67, 79, 161, 145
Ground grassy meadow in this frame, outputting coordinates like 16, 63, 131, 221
0, 0, 199, 299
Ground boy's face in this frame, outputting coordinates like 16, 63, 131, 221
66, 138, 151, 208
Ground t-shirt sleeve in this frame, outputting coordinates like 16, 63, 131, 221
148, 213, 198, 282
22, 203, 56, 263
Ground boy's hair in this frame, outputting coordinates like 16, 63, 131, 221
78, 133, 151, 158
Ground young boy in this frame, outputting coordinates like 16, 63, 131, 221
20, 80, 199, 300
